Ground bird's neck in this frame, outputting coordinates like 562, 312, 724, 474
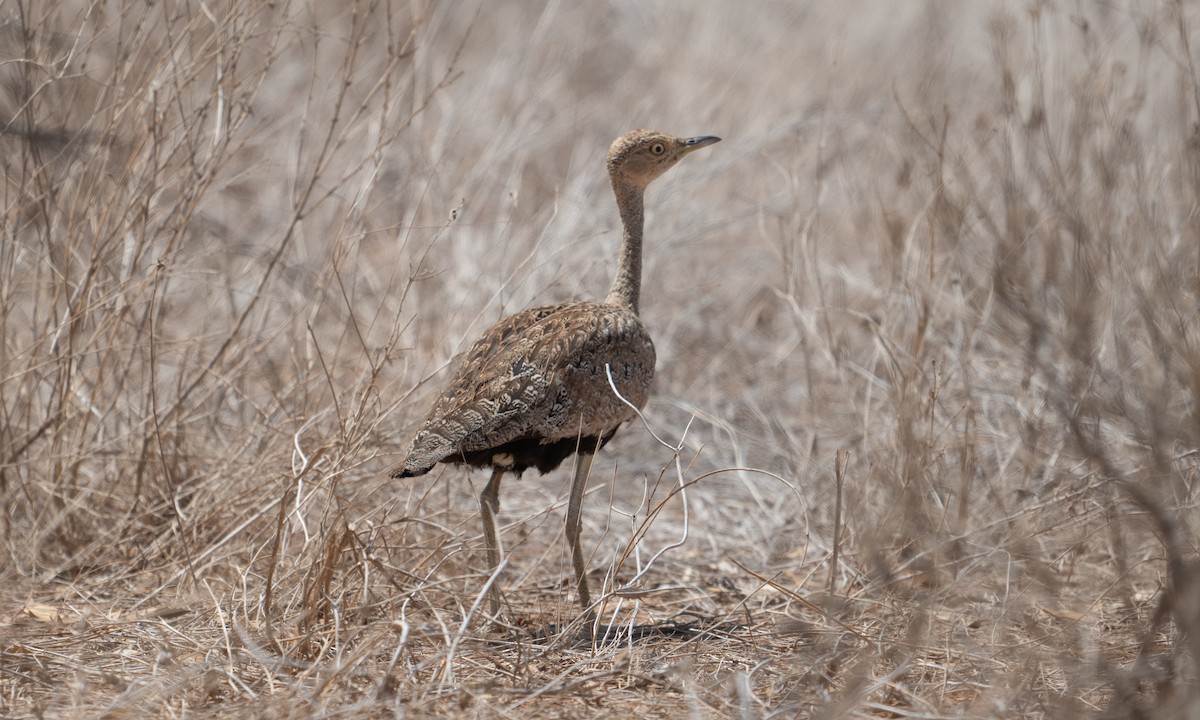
604, 183, 646, 314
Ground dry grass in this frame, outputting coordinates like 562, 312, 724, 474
3, 0, 1200, 717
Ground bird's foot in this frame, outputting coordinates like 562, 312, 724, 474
528, 613, 704, 647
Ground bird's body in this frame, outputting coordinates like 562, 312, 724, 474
394, 301, 654, 477
392, 130, 719, 617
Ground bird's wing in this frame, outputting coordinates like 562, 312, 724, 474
396, 302, 651, 475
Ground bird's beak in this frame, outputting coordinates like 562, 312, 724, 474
681, 135, 721, 154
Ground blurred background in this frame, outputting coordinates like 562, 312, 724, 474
3, 1, 1199, 716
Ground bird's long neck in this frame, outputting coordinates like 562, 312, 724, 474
604, 181, 646, 314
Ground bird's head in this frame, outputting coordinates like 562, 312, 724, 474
606, 130, 721, 190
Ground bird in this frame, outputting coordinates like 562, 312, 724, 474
391, 130, 720, 617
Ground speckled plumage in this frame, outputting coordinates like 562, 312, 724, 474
390, 130, 720, 615
393, 301, 654, 477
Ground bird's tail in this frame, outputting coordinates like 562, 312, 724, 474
389, 457, 433, 479
389, 429, 451, 479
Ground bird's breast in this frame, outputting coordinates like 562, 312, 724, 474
534, 322, 655, 439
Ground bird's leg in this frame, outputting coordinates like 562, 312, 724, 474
479, 467, 505, 616
565, 452, 596, 614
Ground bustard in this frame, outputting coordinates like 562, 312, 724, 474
392, 130, 720, 616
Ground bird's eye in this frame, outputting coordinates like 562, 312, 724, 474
650, 142, 665, 155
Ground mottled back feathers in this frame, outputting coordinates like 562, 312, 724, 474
393, 301, 654, 477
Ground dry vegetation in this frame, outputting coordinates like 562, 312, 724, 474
3, 0, 1200, 717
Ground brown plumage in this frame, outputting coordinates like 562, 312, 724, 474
392, 130, 720, 616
